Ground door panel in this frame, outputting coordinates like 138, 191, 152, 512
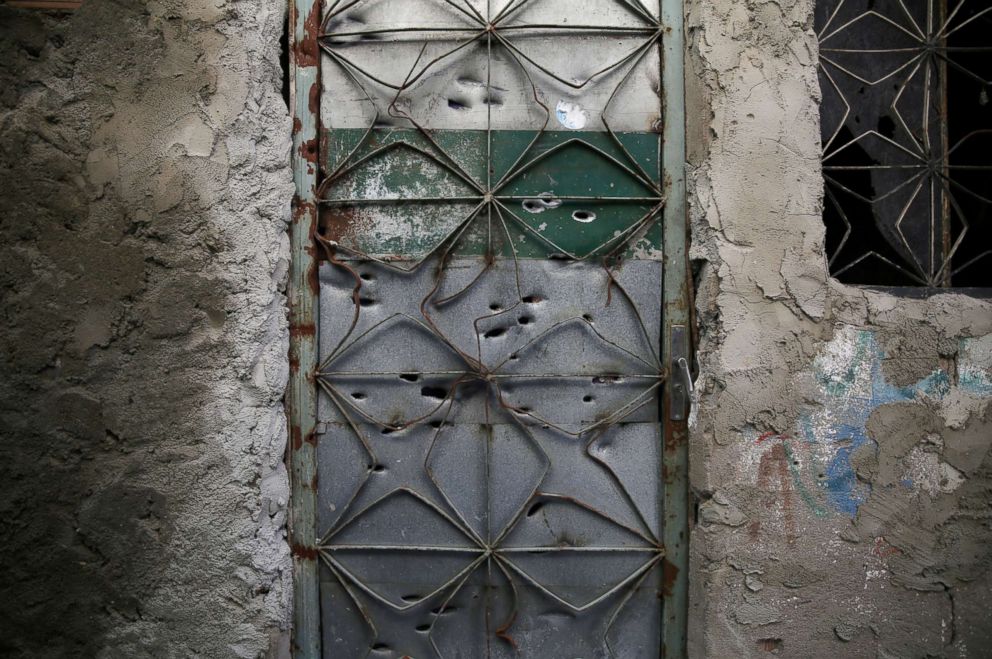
290, 0, 687, 655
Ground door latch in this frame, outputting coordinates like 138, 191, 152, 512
669, 324, 692, 421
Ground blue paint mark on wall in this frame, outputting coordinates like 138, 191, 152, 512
796, 328, 957, 518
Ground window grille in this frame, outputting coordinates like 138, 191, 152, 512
816, 0, 991, 289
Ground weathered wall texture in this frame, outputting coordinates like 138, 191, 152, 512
0, 1, 292, 656
686, 0, 992, 657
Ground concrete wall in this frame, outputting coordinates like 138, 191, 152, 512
0, 1, 292, 656
686, 0, 992, 656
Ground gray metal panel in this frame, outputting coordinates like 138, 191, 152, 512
315, 253, 665, 655
301, 0, 689, 655
318, 258, 663, 429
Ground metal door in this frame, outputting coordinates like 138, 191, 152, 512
288, 0, 689, 656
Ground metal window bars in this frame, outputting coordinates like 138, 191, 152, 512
817, 0, 992, 288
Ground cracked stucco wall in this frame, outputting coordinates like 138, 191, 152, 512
0, 1, 292, 657
686, 0, 992, 657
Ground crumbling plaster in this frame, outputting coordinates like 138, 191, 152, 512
685, 0, 992, 657
0, 1, 292, 657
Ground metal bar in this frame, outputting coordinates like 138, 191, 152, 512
660, 0, 689, 655
937, 0, 951, 286
288, 0, 321, 655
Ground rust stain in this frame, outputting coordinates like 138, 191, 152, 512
321, 204, 359, 244
664, 421, 686, 452
661, 557, 680, 597
305, 430, 318, 447
291, 543, 318, 560
292, 197, 316, 224
293, 1, 321, 68
308, 81, 320, 115
291, 424, 304, 450
290, 323, 316, 338
299, 137, 318, 164
307, 256, 320, 295
292, 117, 303, 135
495, 611, 519, 650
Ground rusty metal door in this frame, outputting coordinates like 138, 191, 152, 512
287, 0, 689, 656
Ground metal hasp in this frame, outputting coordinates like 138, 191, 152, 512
289, 0, 691, 656
669, 325, 690, 422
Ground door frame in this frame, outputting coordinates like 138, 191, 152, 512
286, 1, 690, 655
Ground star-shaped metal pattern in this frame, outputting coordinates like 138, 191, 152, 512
312, 1, 669, 655
817, 0, 992, 287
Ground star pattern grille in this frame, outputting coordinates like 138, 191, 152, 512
311, 0, 669, 655
817, 0, 992, 287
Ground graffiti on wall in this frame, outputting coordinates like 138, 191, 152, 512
750, 328, 992, 521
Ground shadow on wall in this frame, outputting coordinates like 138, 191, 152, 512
0, 1, 289, 656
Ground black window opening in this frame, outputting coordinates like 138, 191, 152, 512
816, 0, 991, 289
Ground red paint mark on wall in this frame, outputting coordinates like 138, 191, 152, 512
750, 439, 797, 543
872, 536, 901, 559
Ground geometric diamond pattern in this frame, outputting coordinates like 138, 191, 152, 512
314, 1, 669, 655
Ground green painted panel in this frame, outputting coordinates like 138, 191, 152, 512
320, 128, 663, 261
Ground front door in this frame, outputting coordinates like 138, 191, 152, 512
287, 0, 689, 656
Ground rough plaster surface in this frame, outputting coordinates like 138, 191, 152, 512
0, 2, 292, 657
685, 0, 992, 657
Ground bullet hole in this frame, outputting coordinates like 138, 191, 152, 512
572, 210, 596, 223
401, 594, 422, 602
522, 194, 561, 214
359, 296, 377, 307
420, 386, 447, 400
432, 605, 457, 615
372, 643, 390, 651
350, 392, 367, 400
360, 272, 375, 281
549, 253, 570, 260
381, 427, 396, 435
483, 95, 503, 106
517, 406, 532, 413
518, 316, 533, 325
509, 353, 519, 360
416, 624, 431, 632
583, 395, 594, 403
527, 501, 546, 517
582, 313, 594, 322
489, 302, 502, 311
400, 373, 420, 382
371, 464, 386, 473
522, 295, 543, 304
484, 327, 507, 338
429, 420, 449, 429
448, 98, 471, 111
